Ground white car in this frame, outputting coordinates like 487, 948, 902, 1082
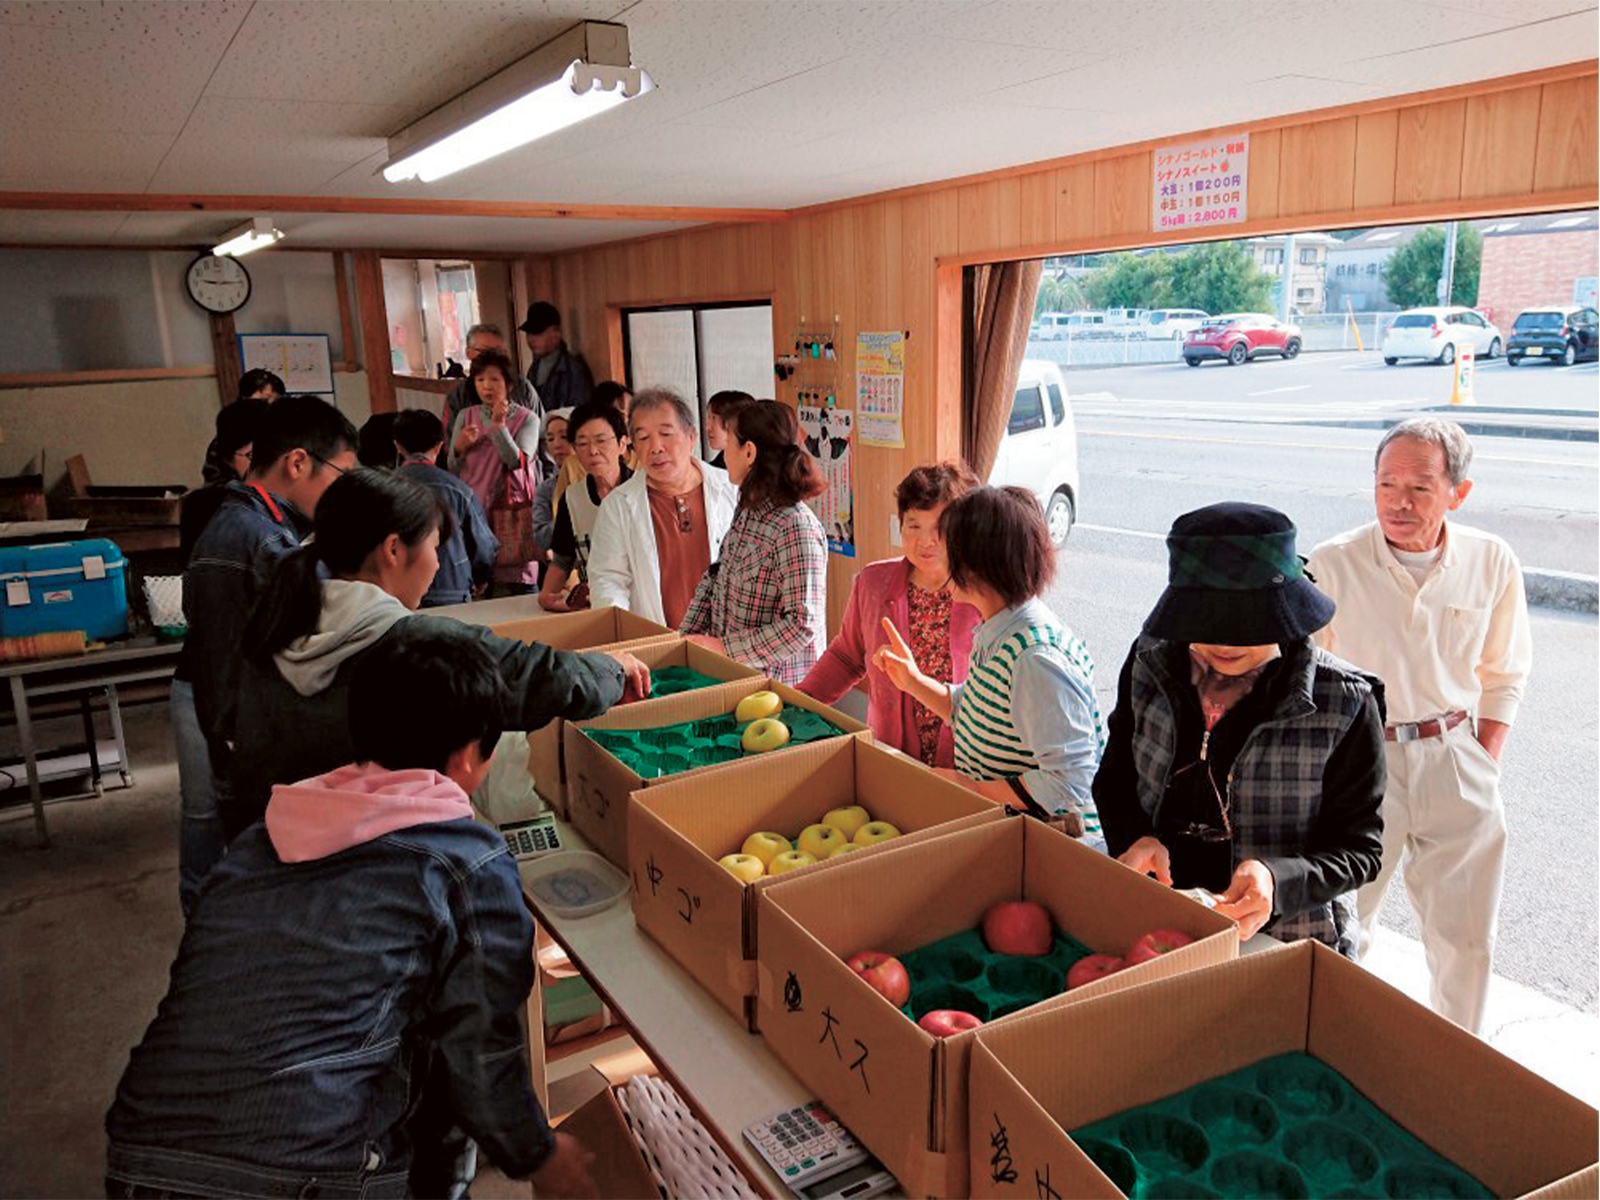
1031, 312, 1073, 341
990, 359, 1080, 547
1382, 307, 1503, 365
1139, 308, 1210, 340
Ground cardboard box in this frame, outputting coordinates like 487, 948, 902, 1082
753, 816, 1238, 1198
564, 678, 869, 870
553, 1054, 663, 1200
630, 738, 1005, 1030
486, 607, 676, 815
967, 941, 1599, 1200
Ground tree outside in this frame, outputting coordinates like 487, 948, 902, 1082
1033, 273, 1088, 317
1382, 224, 1483, 308
1080, 243, 1275, 314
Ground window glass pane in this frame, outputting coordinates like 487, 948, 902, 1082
1009, 386, 1045, 434
1047, 383, 1066, 426
625, 310, 699, 412
697, 305, 775, 412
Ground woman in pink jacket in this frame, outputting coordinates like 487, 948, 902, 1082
799, 462, 981, 766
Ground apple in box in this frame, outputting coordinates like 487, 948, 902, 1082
919, 1010, 983, 1038
1126, 929, 1195, 965
1065, 953, 1125, 990
982, 900, 1054, 956
845, 951, 911, 1007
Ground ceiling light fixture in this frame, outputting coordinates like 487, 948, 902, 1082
382, 21, 653, 185
213, 216, 284, 257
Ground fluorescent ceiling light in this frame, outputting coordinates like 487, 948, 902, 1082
383, 21, 653, 184
213, 216, 284, 256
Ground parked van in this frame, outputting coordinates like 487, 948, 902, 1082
1030, 312, 1074, 341
990, 359, 1080, 546
1139, 308, 1210, 339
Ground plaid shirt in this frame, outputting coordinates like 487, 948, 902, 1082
681, 500, 828, 684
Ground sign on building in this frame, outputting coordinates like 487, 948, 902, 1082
1152, 134, 1249, 233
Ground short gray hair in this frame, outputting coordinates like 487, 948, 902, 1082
628, 387, 697, 436
466, 323, 503, 344
1376, 417, 1473, 485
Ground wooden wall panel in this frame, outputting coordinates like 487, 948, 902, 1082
1395, 99, 1468, 204
1534, 74, 1599, 192
1352, 112, 1398, 209
1052, 161, 1096, 242
1247, 128, 1282, 220
1461, 86, 1542, 199
1094, 153, 1151, 236
957, 180, 1004, 255
1278, 117, 1357, 216
1018, 171, 1056, 247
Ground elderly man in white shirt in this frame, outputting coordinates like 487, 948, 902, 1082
587, 388, 739, 627
1309, 417, 1531, 1034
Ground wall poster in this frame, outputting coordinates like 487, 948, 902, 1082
1152, 134, 1249, 234
798, 403, 855, 557
855, 330, 905, 447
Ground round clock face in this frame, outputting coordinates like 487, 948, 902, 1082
186, 253, 251, 314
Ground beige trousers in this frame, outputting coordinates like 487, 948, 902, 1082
1356, 718, 1507, 1034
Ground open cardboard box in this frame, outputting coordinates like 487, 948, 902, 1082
753, 815, 1238, 1198
967, 940, 1599, 1200
564, 677, 869, 870
486, 607, 676, 816
553, 1047, 663, 1200
629, 737, 1005, 1031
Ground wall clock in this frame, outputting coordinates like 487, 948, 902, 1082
185, 253, 252, 314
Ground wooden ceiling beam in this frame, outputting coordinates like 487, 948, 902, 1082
0, 191, 788, 224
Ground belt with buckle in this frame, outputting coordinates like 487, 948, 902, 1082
1385, 709, 1471, 743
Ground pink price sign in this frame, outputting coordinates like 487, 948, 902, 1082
1152, 134, 1250, 232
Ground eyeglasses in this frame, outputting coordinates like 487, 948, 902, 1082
573, 434, 617, 452
310, 452, 351, 477
675, 495, 693, 534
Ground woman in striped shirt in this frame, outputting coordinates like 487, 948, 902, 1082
874, 486, 1104, 843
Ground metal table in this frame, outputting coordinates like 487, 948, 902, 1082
1, 639, 182, 847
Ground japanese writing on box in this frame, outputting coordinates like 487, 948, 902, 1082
1151, 134, 1249, 232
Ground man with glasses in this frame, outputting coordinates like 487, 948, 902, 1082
1094, 503, 1387, 958
538, 401, 632, 612
439, 323, 541, 469
178, 395, 358, 914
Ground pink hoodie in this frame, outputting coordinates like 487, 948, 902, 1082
266, 763, 475, 862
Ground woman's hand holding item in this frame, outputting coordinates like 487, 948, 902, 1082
1212, 859, 1275, 940
455, 424, 482, 454
607, 650, 653, 702
490, 396, 510, 427
1118, 836, 1174, 886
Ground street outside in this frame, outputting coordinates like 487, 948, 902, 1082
1020, 346, 1599, 1013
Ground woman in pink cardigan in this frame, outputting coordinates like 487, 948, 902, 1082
799, 463, 981, 766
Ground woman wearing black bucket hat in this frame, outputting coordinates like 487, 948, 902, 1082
1093, 503, 1387, 957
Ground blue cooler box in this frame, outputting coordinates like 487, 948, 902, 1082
0, 538, 130, 640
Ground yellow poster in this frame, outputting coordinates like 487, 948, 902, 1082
856, 331, 905, 447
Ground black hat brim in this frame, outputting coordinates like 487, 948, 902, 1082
1142, 577, 1335, 646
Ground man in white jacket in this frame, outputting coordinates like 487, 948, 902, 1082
587, 388, 740, 627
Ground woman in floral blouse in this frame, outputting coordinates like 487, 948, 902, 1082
681, 401, 828, 684
799, 463, 981, 765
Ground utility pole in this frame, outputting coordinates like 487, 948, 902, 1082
1279, 233, 1297, 322
1437, 220, 1459, 305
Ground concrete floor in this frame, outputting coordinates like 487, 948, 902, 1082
0, 700, 544, 1198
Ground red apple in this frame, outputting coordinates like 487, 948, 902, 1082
918, 1010, 983, 1037
1065, 953, 1126, 990
845, 951, 911, 1007
981, 900, 1055, 956
1125, 929, 1196, 966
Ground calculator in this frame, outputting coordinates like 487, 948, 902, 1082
743, 1103, 896, 1199
497, 814, 562, 860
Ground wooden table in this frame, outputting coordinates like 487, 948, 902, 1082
1, 639, 181, 847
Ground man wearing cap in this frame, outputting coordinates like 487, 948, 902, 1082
1095, 502, 1386, 958
1309, 417, 1531, 1033
520, 301, 593, 413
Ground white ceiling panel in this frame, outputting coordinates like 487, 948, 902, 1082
0, 129, 179, 191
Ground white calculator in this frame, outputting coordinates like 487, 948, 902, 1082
743, 1102, 896, 1199
498, 814, 562, 860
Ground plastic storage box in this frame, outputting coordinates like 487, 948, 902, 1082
0, 538, 129, 640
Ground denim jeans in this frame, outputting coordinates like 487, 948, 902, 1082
170, 679, 225, 915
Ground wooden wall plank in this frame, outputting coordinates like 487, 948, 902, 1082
1094, 153, 1151, 236
1395, 99, 1468, 204
1052, 161, 1096, 242
1352, 112, 1398, 209
352, 250, 397, 415
995, 177, 1024, 249
1461, 86, 1541, 199
1018, 171, 1056, 246
958, 180, 1003, 255
1246, 128, 1281, 220
1535, 74, 1599, 192
1279, 117, 1357, 216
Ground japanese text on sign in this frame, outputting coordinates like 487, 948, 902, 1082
1151, 135, 1249, 232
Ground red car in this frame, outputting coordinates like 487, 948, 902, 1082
1183, 313, 1303, 366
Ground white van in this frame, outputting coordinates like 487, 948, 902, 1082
1030, 312, 1073, 341
1140, 308, 1210, 339
989, 360, 1080, 546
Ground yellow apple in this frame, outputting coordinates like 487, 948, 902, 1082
741, 831, 792, 867
768, 849, 817, 875
741, 717, 791, 754
821, 805, 872, 840
735, 691, 784, 723
853, 821, 902, 846
829, 842, 866, 858
797, 823, 847, 860
717, 854, 766, 884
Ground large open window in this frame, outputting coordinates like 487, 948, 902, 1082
622, 302, 775, 455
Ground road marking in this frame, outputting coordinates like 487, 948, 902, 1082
1247, 385, 1311, 396
1075, 522, 1166, 540
1077, 428, 1597, 467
